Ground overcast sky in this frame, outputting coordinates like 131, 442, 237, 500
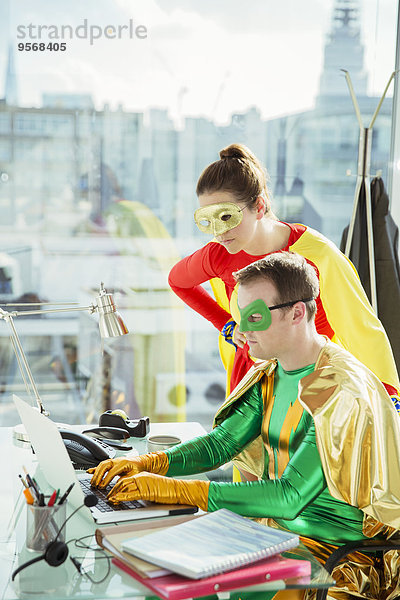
0, 0, 397, 124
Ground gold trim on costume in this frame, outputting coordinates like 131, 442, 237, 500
213, 359, 276, 480
277, 399, 304, 477
299, 341, 400, 530
261, 373, 276, 479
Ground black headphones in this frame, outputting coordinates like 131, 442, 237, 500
12, 494, 98, 581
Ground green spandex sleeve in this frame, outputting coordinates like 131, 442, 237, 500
207, 420, 326, 518
165, 384, 263, 477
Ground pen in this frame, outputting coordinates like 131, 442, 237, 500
47, 490, 57, 507
18, 474, 28, 488
20, 474, 34, 504
24, 472, 40, 500
23, 466, 39, 489
58, 483, 75, 505
32, 477, 42, 495
25, 472, 34, 488
23, 488, 35, 505
28, 484, 39, 503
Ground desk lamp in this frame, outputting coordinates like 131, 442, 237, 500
0, 283, 128, 440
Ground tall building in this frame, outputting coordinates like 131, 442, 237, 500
0, 102, 97, 229
4, 44, 18, 106
318, 0, 367, 100
265, 0, 392, 244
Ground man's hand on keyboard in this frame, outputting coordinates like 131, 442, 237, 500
106, 472, 210, 511
88, 452, 169, 488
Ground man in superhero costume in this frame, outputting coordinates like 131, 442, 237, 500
91, 252, 400, 599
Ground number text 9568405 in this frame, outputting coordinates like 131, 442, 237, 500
17, 42, 67, 52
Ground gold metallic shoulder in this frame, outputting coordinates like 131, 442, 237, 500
213, 359, 277, 427
299, 341, 400, 530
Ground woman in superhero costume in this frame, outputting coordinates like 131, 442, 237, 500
168, 144, 399, 401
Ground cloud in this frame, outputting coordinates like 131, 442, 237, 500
0, 0, 397, 122
153, 0, 330, 34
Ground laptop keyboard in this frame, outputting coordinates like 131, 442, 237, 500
79, 477, 143, 513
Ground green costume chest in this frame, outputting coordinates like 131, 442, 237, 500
262, 362, 314, 479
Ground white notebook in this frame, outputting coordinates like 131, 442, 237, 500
121, 508, 299, 579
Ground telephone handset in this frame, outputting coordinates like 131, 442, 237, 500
58, 429, 116, 468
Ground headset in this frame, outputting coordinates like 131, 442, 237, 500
12, 494, 110, 584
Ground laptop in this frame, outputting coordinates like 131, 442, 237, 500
13, 395, 198, 524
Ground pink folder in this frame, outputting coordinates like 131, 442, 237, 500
113, 554, 311, 600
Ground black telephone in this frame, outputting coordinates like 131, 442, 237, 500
58, 429, 116, 468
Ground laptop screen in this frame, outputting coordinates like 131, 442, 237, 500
13, 394, 86, 509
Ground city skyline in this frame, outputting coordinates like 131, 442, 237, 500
0, 0, 398, 430
0, 0, 397, 125
0, 0, 395, 247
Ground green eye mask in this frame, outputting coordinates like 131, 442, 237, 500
239, 299, 272, 332
194, 202, 243, 236
238, 297, 315, 332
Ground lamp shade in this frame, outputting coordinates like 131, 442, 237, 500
99, 310, 128, 337
96, 287, 129, 338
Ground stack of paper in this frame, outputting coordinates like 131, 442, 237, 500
97, 509, 311, 599
96, 513, 200, 578
121, 509, 300, 579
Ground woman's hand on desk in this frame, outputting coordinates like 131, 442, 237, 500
88, 452, 169, 488
106, 471, 210, 511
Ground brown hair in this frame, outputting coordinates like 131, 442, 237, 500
234, 252, 319, 321
196, 143, 271, 213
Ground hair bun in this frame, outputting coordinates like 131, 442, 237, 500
197, 142, 271, 210
219, 144, 247, 161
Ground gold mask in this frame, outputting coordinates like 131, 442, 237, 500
194, 202, 243, 236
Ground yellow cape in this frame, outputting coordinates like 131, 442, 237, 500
211, 226, 400, 396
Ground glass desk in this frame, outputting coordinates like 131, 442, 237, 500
1, 424, 334, 599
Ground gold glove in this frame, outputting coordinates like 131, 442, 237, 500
88, 452, 169, 488
107, 471, 210, 511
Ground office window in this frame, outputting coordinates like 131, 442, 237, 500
0, 112, 10, 133
0, 0, 398, 430
0, 139, 10, 161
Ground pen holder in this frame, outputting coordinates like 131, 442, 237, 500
26, 503, 67, 552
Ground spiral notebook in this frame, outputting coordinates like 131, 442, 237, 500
121, 508, 299, 579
